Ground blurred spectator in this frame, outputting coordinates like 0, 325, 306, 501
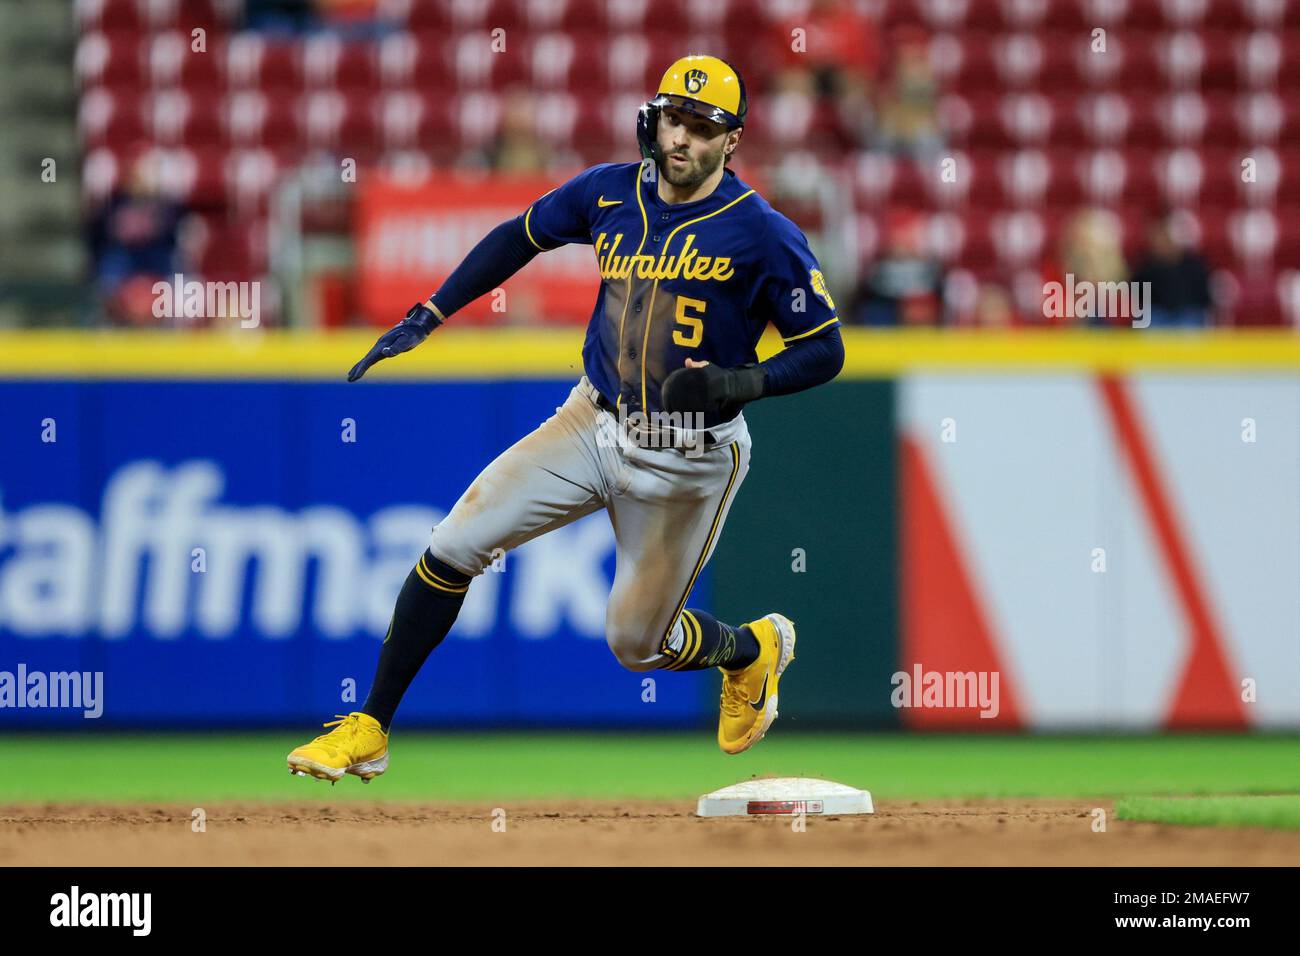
771, 0, 879, 150
243, 0, 319, 33
1129, 212, 1213, 328
973, 282, 1019, 328
244, 0, 393, 37
851, 209, 943, 325
873, 28, 942, 158
88, 154, 189, 326
1039, 208, 1128, 326
460, 90, 553, 173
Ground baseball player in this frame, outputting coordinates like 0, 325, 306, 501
288, 55, 845, 783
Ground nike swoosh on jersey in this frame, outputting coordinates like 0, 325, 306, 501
597, 196, 623, 207
749, 674, 769, 711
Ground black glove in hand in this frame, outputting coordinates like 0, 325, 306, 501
347, 302, 443, 382
660, 362, 765, 416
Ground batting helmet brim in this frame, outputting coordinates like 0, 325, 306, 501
647, 93, 745, 130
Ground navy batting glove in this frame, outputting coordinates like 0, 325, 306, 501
661, 362, 765, 415
347, 302, 443, 382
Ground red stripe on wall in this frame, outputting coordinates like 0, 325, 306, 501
900, 435, 1021, 729
1097, 376, 1246, 729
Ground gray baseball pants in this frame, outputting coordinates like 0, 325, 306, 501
429, 377, 752, 669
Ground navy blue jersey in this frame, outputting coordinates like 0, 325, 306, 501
522, 161, 840, 417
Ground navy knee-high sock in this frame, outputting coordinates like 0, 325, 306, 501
361, 549, 471, 731
659, 609, 760, 672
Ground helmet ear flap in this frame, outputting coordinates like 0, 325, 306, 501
636, 101, 662, 164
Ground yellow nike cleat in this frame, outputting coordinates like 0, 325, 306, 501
718, 613, 796, 755
286, 712, 389, 784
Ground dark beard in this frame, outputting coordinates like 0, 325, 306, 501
661, 149, 722, 190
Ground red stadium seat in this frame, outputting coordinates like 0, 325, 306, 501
531, 91, 580, 146
998, 92, 1054, 146
556, 0, 609, 32
144, 89, 222, 148
935, 92, 975, 146
375, 31, 431, 88
443, 31, 526, 90
1274, 208, 1300, 263
1240, 0, 1290, 28
1044, 0, 1089, 30
998, 0, 1050, 30
79, 88, 145, 149
525, 32, 582, 89
76, 31, 144, 90
1152, 91, 1210, 144
224, 148, 283, 215
224, 91, 300, 149
453, 0, 525, 33
1072, 33, 1128, 88
1236, 90, 1288, 143
995, 148, 1053, 207
947, 32, 1000, 91
989, 208, 1047, 268
297, 91, 355, 151
1228, 206, 1280, 266
77, 0, 142, 33
225, 34, 300, 92
605, 34, 655, 91
1231, 29, 1280, 88
146, 31, 224, 89
451, 90, 505, 149
1280, 31, 1300, 86
394, 0, 451, 32
141, 0, 224, 33
375, 90, 452, 150
194, 217, 269, 282
993, 32, 1045, 89
299, 36, 379, 90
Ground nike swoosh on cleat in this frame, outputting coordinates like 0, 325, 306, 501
749, 675, 768, 711
597, 196, 622, 207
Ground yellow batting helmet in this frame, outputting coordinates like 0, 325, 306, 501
637, 54, 748, 164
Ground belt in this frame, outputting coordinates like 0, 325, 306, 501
595, 392, 720, 451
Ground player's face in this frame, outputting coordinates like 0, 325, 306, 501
658, 107, 733, 188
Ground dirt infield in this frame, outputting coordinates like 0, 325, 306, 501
3, 799, 1299, 866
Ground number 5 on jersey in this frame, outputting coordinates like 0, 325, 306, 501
673, 296, 706, 348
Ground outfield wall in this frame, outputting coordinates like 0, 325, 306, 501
1, 330, 1297, 729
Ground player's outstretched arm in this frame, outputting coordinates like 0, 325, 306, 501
347, 216, 544, 381
347, 302, 444, 382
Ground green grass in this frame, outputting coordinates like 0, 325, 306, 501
1116, 795, 1300, 830
1, 733, 1298, 805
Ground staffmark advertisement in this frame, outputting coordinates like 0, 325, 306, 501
0, 379, 709, 727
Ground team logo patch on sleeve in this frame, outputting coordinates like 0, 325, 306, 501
810, 268, 835, 309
